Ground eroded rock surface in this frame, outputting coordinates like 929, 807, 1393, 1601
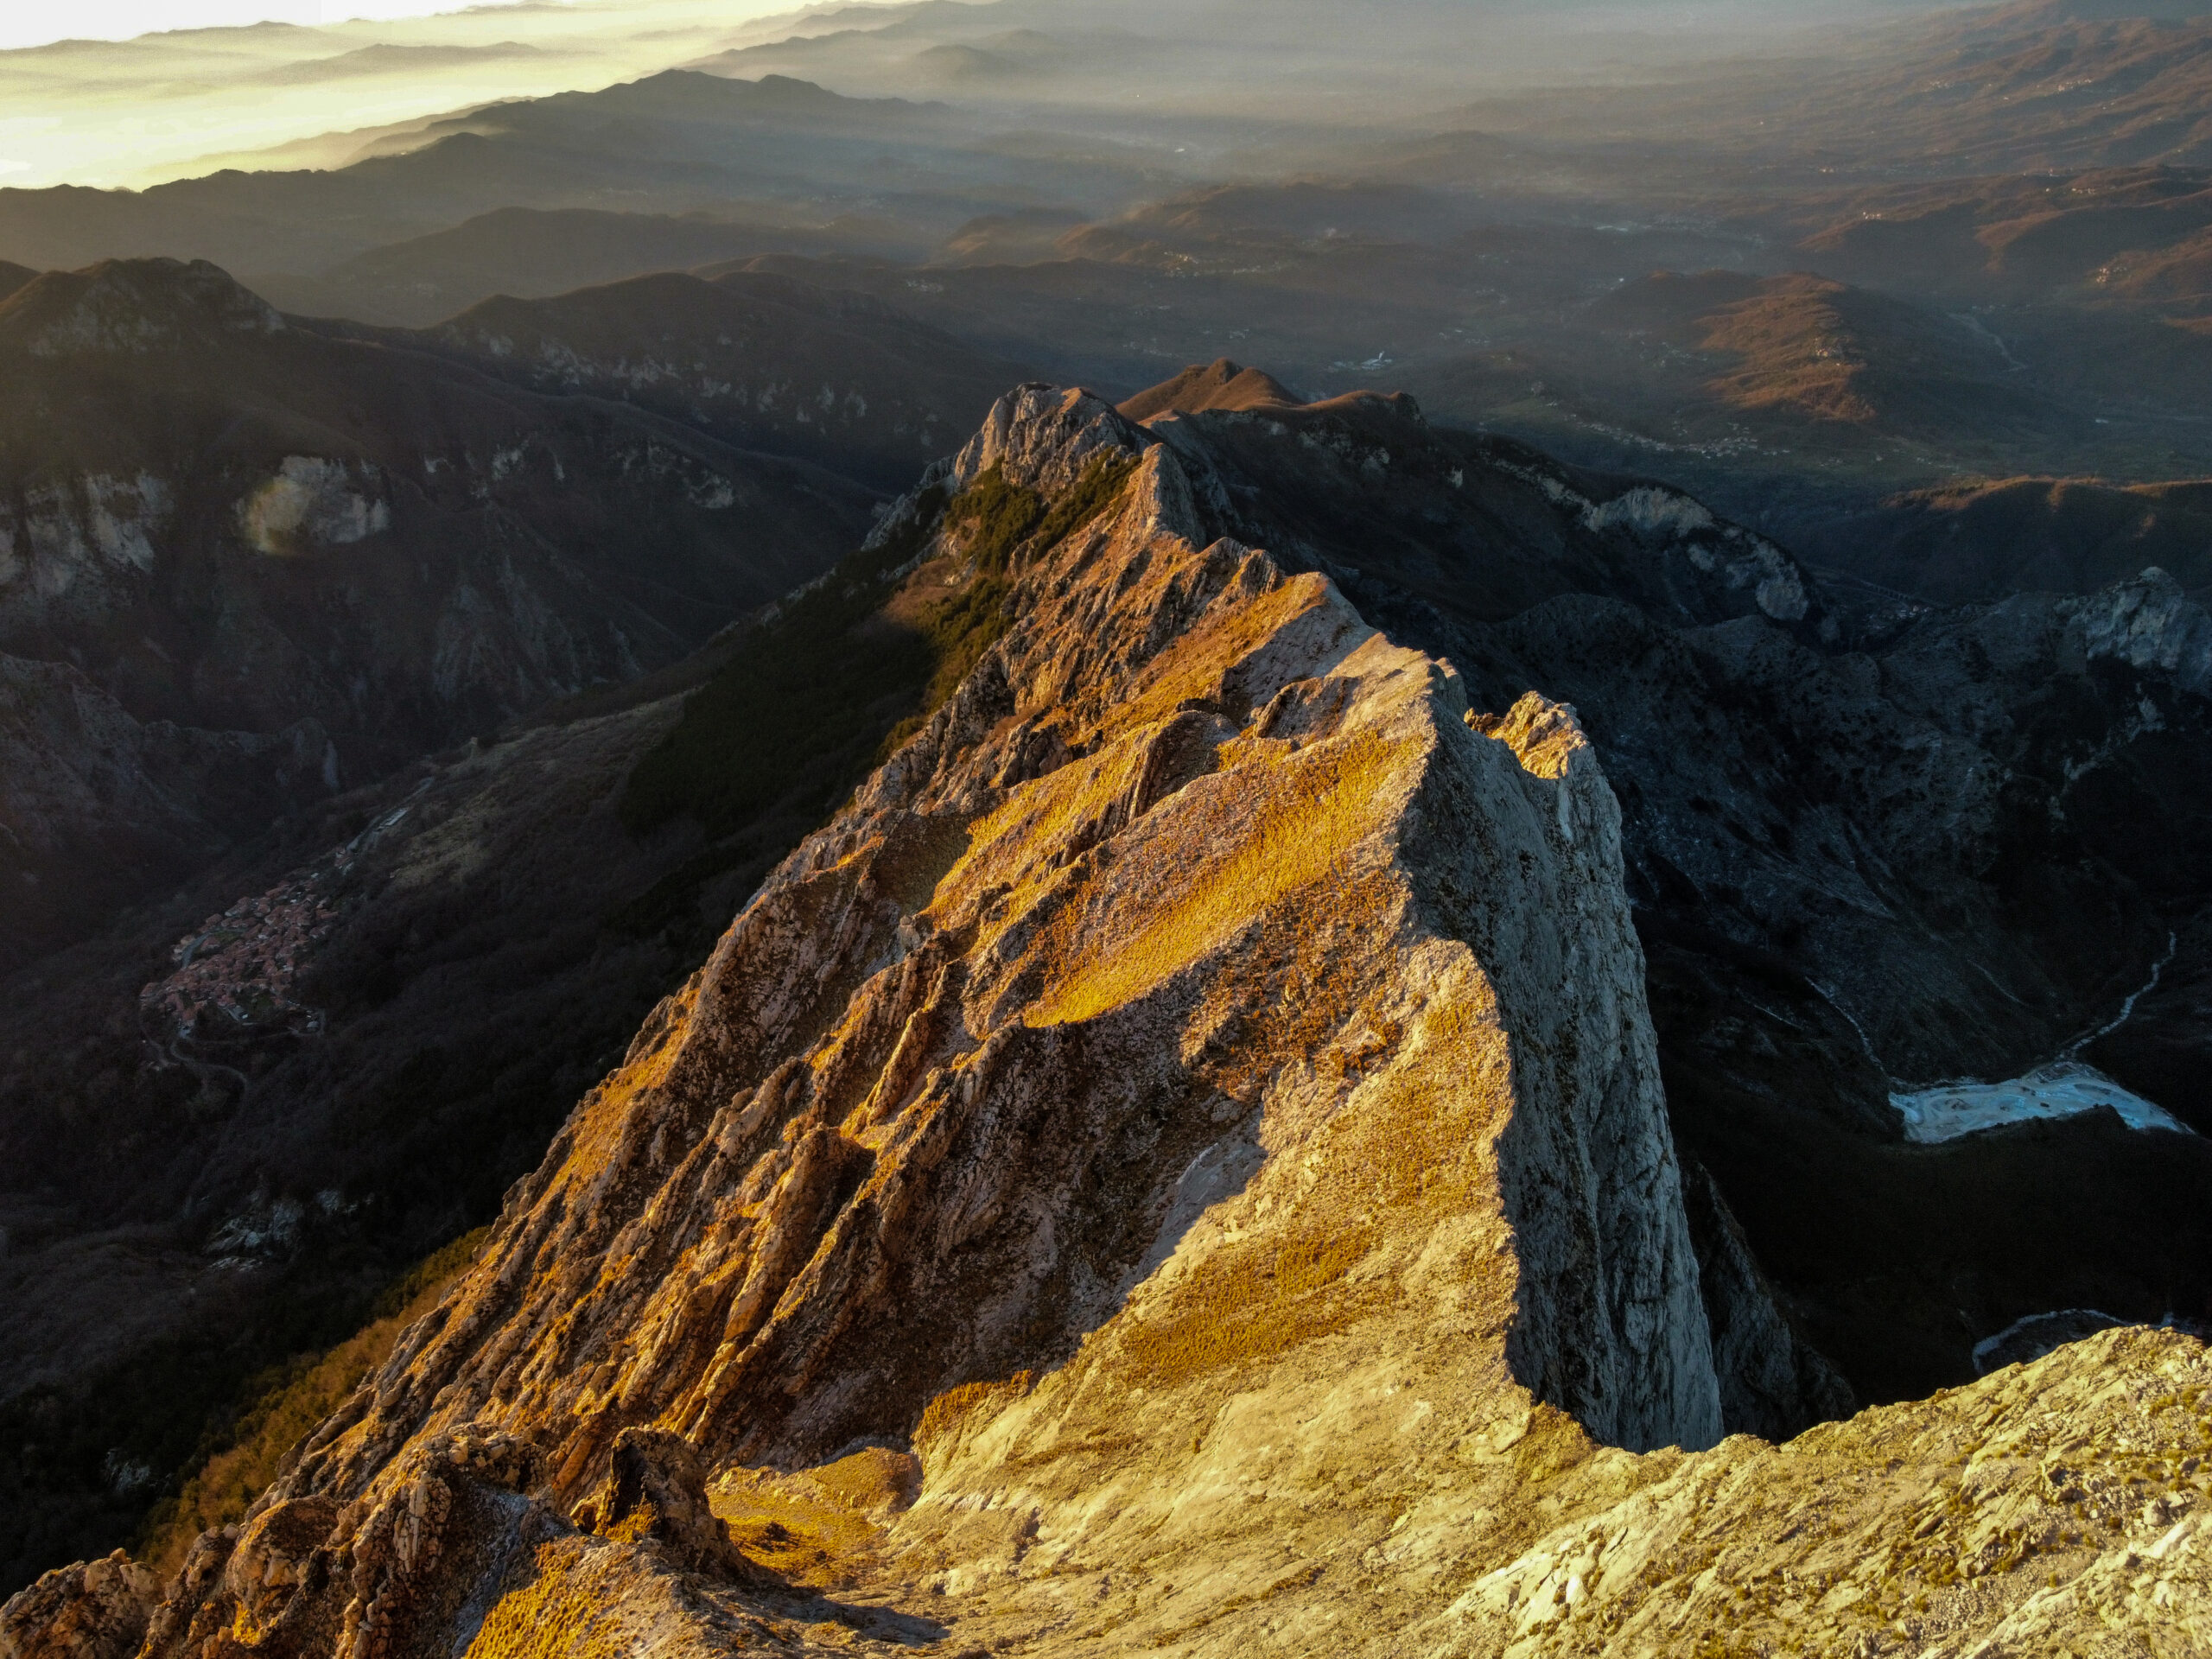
11, 388, 2206, 1658
0, 1552, 159, 1659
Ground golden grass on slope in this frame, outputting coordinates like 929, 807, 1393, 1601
914, 1371, 1037, 1452
458, 1540, 636, 1659
709, 1446, 922, 1587
1697, 281, 1879, 424
1110, 1222, 1394, 1395
925, 574, 1341, 944
139, 1227, 490, 1573
1090, 572, 1338, 747
1029, 727, 1411, 1027
1104, 1007, 1510, 1394
1104, 900, 1516, 1395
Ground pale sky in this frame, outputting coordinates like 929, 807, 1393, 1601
0, 1, 484, 50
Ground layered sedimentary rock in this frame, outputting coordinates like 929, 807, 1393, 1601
11, 388, 2207, 1658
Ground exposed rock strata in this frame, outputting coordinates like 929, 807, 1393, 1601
12, 387, 2204, 1658
0, 1552, 159, 1659
1119, 376, 2212, 1401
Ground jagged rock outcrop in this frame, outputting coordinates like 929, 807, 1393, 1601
1120, 372, 2212, 1402
280, 387, 1723, 1495
10, 387, 2208, 1657
0, 1552, 159, 1659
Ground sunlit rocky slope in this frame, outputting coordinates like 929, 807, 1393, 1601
9, 385, 2206, 1659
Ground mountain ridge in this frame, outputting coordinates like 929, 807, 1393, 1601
6, 381, 2206, 1657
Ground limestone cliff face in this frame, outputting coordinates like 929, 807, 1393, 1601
428, 270, 1026, 493
0, 259, 878, 786
16, 389, 2208, 1659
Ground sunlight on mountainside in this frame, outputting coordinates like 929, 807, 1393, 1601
0, 0, 804, 188
3, 2, 2212, 1653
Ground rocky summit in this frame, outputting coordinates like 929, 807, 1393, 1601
7, 386, 2205, 1659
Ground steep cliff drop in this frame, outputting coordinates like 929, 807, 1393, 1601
9, 389, 2208, 1659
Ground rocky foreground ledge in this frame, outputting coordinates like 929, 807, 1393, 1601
7, 388, 2206, 1659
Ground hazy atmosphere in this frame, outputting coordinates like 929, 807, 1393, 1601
3, 1, 2210, 1655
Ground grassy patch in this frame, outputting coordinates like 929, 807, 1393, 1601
914, 1370, 1036, 1450
944, 463, 1046, 576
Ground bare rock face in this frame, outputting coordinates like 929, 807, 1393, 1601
1433, 1325, 2212, 1658
0, 1552, 159, 1659
944, 378, 1153, 496
0, 258, 878, 790
28, 387, 2207, 1657
580, 1428, 778, 1586
1678, 1162, 1856, 1442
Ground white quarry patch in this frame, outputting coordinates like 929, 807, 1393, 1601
2067, 566, 2212, 697
24, 482, 90, 585
1891, 1060, 2191, 1143
1582, 486, 1715, 538
1974, 1308, 2125, 1376
85, 473, 170, 570
1753, 565, 1810, 623
241, 457, 391, 553
15, 472, 172, 592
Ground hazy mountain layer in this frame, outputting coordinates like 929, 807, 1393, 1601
0, 73, 1160, 280
416, 270, 1033, 492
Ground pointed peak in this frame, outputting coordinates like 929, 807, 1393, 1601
952, 383, 1157, 499
0, 257, 283, 358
